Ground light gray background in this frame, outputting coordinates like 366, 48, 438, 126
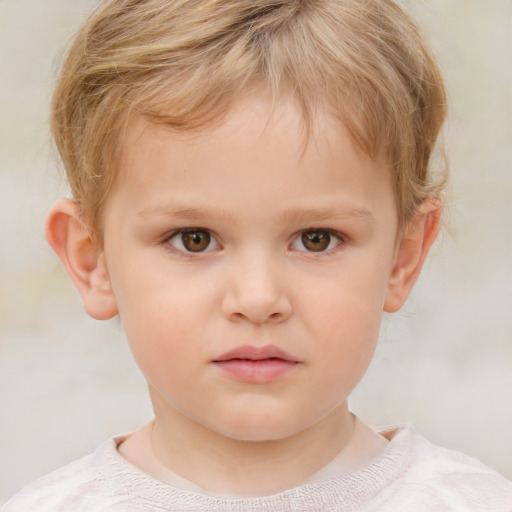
1, 0, 511, 503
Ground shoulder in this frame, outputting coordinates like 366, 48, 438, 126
1, 436, 130, 512
371, 424, 512, 512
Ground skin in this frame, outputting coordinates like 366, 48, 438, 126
46, 92, 441, 495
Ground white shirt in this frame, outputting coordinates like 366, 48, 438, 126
3, 425, 512, 511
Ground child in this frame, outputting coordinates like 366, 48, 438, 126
3, 0, 511, 510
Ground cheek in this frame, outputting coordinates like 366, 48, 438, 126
305, 262, 386, 335
116, 281, 206, 379
301, 269, 385, 381
319, 304, 379, 385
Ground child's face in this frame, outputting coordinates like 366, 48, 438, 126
100, 93, 400, 441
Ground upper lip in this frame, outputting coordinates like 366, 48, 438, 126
213, 345, 300, 362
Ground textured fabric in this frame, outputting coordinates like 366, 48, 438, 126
3, 425, 512, 511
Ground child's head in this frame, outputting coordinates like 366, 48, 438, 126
46, 0, 446, 445
51, 0, 447, 242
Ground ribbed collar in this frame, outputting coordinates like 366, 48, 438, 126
93, 424, 418, 511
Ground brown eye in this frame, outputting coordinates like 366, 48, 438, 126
301, 230, 331, 252
168, 228, 220, 255
181, 230, 211, 252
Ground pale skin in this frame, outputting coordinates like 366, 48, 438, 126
46, 92, 441, 496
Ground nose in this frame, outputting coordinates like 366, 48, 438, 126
221, 251, 292, 325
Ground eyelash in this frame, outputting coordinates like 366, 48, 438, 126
292, 228, 345, 254
162, 227, 346, 256
164, 228, 220, 256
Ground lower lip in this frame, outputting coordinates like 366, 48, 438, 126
213, 359, 299, 383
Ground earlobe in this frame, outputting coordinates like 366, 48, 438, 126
45, 199, 118, 320
384, 198, 442, 313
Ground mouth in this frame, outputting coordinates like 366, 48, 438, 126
212, 345, 301, 383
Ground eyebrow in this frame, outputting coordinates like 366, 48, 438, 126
137, 203, 375, 225
278, 205, 376, 225
137, 204, 238, 223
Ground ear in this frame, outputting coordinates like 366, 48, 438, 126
45, 199, 118, 320
384, 198, 442, 313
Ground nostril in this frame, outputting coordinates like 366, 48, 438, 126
221, 289, 292, 324
230, 310, 284, 324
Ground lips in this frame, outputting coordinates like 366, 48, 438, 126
214, 345, 299, 362
212, 345, 301, 383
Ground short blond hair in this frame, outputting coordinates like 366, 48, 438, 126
51, 0, 447, 239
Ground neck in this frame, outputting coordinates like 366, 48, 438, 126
143, 397, 354, 496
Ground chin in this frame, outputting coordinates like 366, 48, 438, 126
214, 410, 307, 443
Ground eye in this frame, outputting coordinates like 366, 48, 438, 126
292, 229, 344, 253
168, 229, 218, 253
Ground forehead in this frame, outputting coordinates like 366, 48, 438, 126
121, 91, 378, 176
107, 93, 397, 236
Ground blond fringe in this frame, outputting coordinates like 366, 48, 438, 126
51, 0, 448, 239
